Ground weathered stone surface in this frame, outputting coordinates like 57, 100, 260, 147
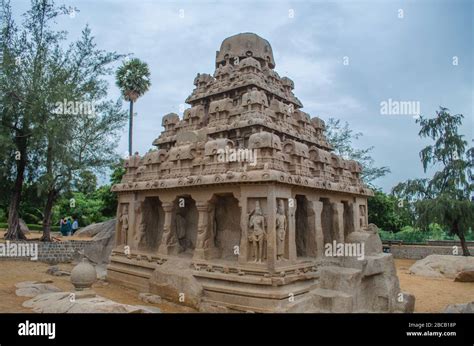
409, 255, 474, 279
149, 258, 202, 309
344, 253, 392, 277
345, 226, 383, 256
46, 265, 70, 276
80, 219, 116, 279
15, 281, 62, 297
75, 219, 115, 238
22, 291, 161, 313
71, 259, 97, 290
308, 288, 354, 313
139, 292, 162, 304
443, 302, 474, 313
454, 270, 474, 282
319, 266, 362, 294
393, 292, 416, 313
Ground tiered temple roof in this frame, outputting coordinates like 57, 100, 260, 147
113, 33, 372, 197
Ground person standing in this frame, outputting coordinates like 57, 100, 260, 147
72, 217, 79, 234
66, 218, 72, 236
60, 218, 68, 236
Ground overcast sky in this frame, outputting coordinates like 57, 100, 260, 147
13, 0, 474, 191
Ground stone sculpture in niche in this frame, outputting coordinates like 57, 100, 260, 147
119, 204, 129, 246
276, 199, 287, 261
248, 201, 266, 263
133, 201, 146, 248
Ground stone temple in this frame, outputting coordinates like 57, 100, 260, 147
109, 33, 414, 312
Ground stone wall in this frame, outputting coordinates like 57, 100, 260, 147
384, 244, 474, 260
0, 240, 92, 263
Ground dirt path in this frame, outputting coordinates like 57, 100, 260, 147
0, 229, 93, 241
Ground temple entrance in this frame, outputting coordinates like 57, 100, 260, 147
173, 196, 198, 254
212, 194, 241, 260
320, 198, 333, 245
343, 201, 354, 238
139, 197, 164, 252
295, 195, 316, 258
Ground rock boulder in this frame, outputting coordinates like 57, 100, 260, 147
409, 255, 474, 279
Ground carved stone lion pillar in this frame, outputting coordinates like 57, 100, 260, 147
193, 201, 218, 260
157, 202, 179, 255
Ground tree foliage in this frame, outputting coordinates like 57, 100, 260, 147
368, 190, 413, 232
393, 107, 473, 255
0, 0, 127, 240
115, 58, 151, 102
325, 117, 390, 187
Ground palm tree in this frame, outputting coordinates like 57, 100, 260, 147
116, 58, 151, 155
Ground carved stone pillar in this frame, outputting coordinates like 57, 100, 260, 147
346, 202, 358, 235
353, 202, 361, 232
132, 200, 146, 250
193, 201, 218, 260
266, 192, 277, 272
114, 203, 123, 248
157, 202, 179, 255
359, 204, 368, 229
238, 197, 249, 265
331, 202, 344, 243
287, 199, 297, 262
311, 200, 325, 258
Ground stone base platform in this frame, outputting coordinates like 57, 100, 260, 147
107, 248, 415, 313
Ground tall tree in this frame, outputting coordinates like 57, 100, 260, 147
0, 1, 127, 240
393, 107, 473, 255
0, 0, 64, 239
35, 25, 126, 241
325, 117, 390, 186
115, 58, 151, 156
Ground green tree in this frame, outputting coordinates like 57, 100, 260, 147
0, 0, 64, 239
0, 1, 127, 240
93, 160, 125, 217
394, 107, 473, 255
53, 192, 105, 227
75, 171, 98, 196
325, 117, 390, 187
115, 58, 151, 156
368, 190, 413, 232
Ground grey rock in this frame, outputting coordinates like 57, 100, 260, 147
15, 281, 62, 297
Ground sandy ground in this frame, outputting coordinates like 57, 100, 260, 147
0, 257, 473, 313
396, 258, 474, 313
0, 260, 194, 313
0, 229, 93, 241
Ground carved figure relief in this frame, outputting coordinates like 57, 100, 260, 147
276, 199, 287, 261
248, 200, 266, 263
133, 201, 146, 248
119, 204, 129, 245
